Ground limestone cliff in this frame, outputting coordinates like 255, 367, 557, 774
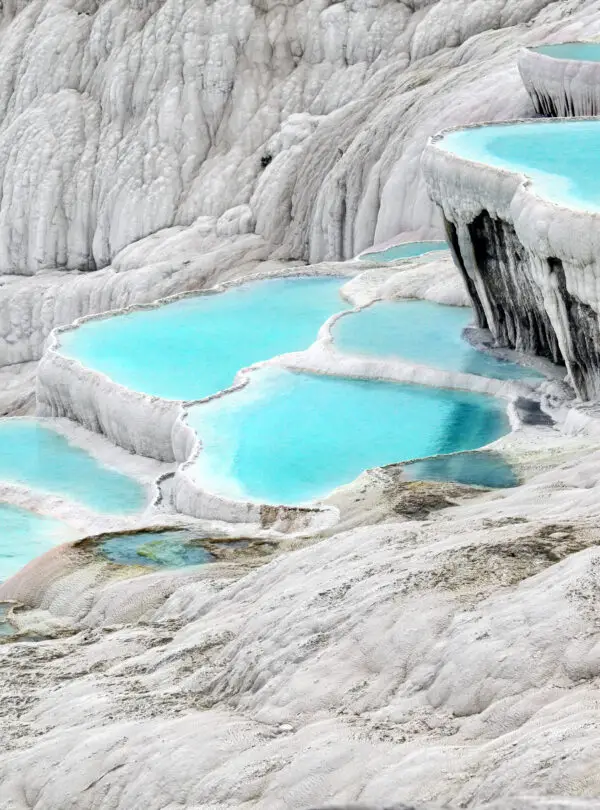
2, 0, 600, 365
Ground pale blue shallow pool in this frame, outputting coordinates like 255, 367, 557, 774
100, 530, 214, 568
333, 300, 543, 381
359, 241, 447, 263
441, 120, 600, 211
532, 42, 600, 61
0, 421, 146, 514
60, 277, 349, 401
186, 368, 510, 506
0, 503, 74, 581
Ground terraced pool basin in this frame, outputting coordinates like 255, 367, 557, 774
359, 241, 447, 262
60, 276, 349, 401
186, 367, 510, 506
333, 300, 543, 381
531, 42, 600, 61
0, 503, 75, 581
0, 420, 146, 514
403, 451, 519, 489
440, 119, 600, 212
99, 530, 213, 568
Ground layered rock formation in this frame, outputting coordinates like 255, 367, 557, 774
519, 44, 600, 116
3, 0, 600, 366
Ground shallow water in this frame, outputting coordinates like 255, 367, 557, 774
333, 300, 543, 381
0, 503, 74, 581
186, 367, 510, 506
403, 451, 519, 489
441, 120, 600, 211
359, 241, 447, 263
61, 276, 349, 401
0, 420, 146, 514
532, 42, 600, 62
100, 531, 213, 568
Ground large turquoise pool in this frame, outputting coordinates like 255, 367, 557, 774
0, 503, 75, 581
0, 421, 146, 514
359, 241, 447, 263
441, 119, 600, 211
60, 276, 349, 401
333, 300, 543, 381
532, 42, 600, 61
186, 368, 509, 506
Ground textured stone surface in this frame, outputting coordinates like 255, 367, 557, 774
2, 1, 600, 365
519, 45, 600, 116
422, 119, 600, 401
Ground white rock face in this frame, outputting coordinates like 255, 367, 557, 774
422, 119, 600, 401
519, 45, 600, 116
1, 0, 600, 363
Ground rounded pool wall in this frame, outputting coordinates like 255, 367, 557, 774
357, 240, 448, 263
421, 116, 600, 402
519, 43, 600, 117
37, 269, 358, 461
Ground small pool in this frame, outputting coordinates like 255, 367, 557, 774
99, 530, 214, 568
0, 420, 147, 514
0, 503, 75, 581
186, 367, 510, 506
440, 119, 600, 212
60, 276, 349, 401
531, 42, 600, 62
403, 451, 519, 489
333, 300, 543, 381
359, 241, 447, 263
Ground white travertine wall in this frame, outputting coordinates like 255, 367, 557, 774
2, 0, 600, 365
519, 45, 600, 116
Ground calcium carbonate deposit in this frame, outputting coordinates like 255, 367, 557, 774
4, 2, 600, 809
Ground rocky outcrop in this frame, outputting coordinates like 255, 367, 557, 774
2, 1, 600, 364
519, 44, 600, 117
422, 119, 600, 401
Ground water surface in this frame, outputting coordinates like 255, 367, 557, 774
0, 503, 74, 581
100, 530, 213, 568
333, 300, 543, 381
360, 241, 447, 263
61, 277, 349, 401
186, 368, 509, 506
403, 451, 518, 489
441, 120, 600, 211
532, 42, 600, 62
0, 420, 146, 514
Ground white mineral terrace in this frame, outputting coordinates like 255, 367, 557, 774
519, 42, 600, 117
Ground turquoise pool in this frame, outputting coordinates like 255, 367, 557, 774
359, 241, 447, 263
186, 367, 510, 506
532, 42, 600, 61
100, 531, 214, 568
0, 503, 75, 581
441, 120, 600, 211
403, 451, 518, 489
333, 300, 543, 381
60, 276, 349, 401
0, 420, 146, 514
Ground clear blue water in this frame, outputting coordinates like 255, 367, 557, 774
100, 531, 213, 568
60, 277, 349, 401
0, 420, 146, 514
442, 120, 600, 211
333, 300, 543, 381
360, 241, 447, 263
187, 368, 509, 506
533, 43, 600, 62
404, 451, 519, 489
0, 503, 74, 581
